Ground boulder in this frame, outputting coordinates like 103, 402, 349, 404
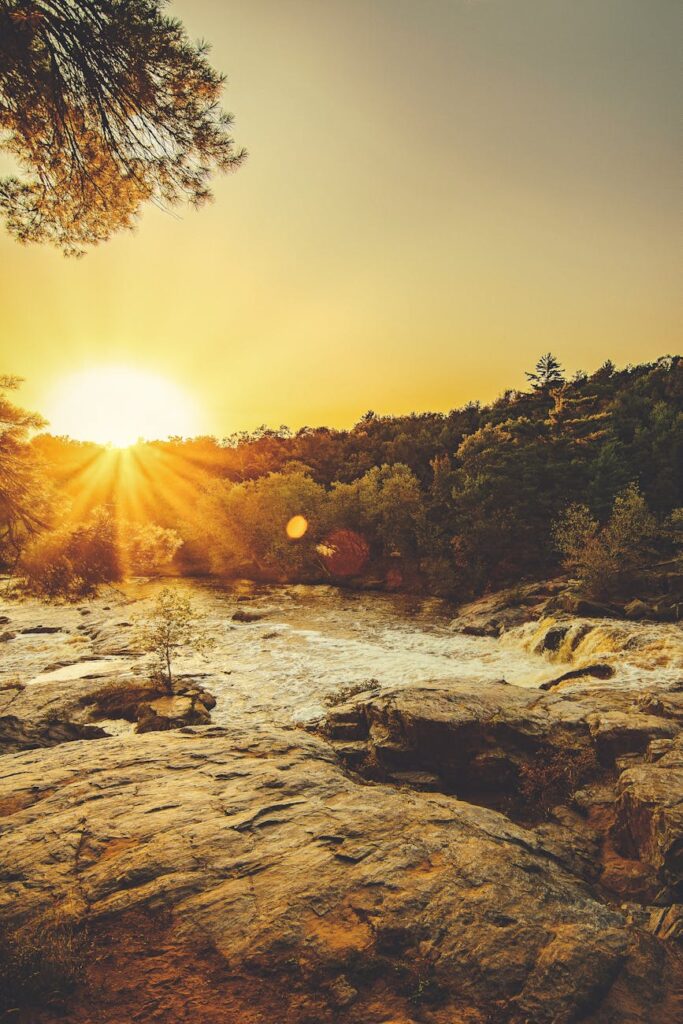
0, 725, 676, 1024
232, 608, 269, 623
586, 710, 679, 766
539, 663, 615, 690
624, 599, 654, 620
612, 737, 683, 900
320, 681, 598, 816
135, 694, 212, 733
557, 595, 621, 618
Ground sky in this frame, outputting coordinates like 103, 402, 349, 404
2, 0, 681, 440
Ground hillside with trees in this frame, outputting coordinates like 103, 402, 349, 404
2, 354, 681, 607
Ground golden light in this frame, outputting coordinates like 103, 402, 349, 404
286, 515, 308, 540
44, 366, 200, 447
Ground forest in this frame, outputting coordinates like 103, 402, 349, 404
1, 354, 682, 604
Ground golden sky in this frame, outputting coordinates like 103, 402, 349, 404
2, 0, 681, 440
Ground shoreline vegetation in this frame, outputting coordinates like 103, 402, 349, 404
2, 354, 682, 614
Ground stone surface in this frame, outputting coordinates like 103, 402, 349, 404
0, 724, 679, 1024
1, 580, 682, 1023
135, 693, 213, 733
612, 736, 683, 900
0, 714, 107, 754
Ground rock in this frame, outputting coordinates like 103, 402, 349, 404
653, 603, 680, 623
557, 595, 621, 618
624, 599, 654, 620
320, 681, 599, 816
18, 624, 64, 634
458, 623, 501, 637
232, 608, 269, 622
612, 737, 683, 900
586, 710, 678, 766
0, 615, 10, 624
0, 725, 675, 1024
534, 623, 571, 653
453, 580, 561, 633
135, 694, 212, 733
181, 686, 217, 711
86, 680, 170, 722
540, 663, 615, 689
0, 714, 107, 754
0, 630, 15, 643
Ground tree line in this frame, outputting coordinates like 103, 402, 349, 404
1, 355, 681, 602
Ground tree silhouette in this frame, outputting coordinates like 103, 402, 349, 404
0, 375, 48, 562
525, 353, 565, 392
0, 0, 246, 254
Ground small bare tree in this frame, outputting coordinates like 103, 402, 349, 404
136, 588, 213, 693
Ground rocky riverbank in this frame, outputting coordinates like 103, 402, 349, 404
0, 580, 681, 1022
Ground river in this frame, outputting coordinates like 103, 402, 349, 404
1, 578, 681, 733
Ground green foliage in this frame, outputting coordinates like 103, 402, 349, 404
126, 521, 183, 575
135, 587, 213, 690
0, 0, 245, 254
525, 352, 565, 391
19, 506, 181, 598
554, 484, 657, 599
0, 375, 51, 564
15, 354, 683, 600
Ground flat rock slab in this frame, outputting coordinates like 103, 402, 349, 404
0, 724, 678, 1023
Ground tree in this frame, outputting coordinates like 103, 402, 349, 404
0, 0, 246, 254
0, 375, 50, 565
19, 506, 182, 597
135, 587, 213, 692
526, 353, 565, 392
553, 484, 657, 599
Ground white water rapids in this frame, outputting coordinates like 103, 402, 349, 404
1, 579, 681, 731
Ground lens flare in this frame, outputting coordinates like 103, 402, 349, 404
286, 515, 308, 540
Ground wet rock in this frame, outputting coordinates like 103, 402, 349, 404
0, 725, 675, 1024
534, 623, 571, 653
624, 599, 654, 620
458, 623, 501, 637
232, 607, 269, 622
0, 714, 107, 754
453, 580, 563, 633
539, 663, 615, 689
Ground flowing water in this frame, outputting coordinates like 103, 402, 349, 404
1, 578, 681, 730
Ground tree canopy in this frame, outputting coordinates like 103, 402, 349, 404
0, 0, 245, 253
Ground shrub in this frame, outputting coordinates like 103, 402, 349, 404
19, 507, 181, 598
134, 587, 214, 692
0, 917, 90, 1014
553, 484, 657, 599
517, 747, 598, 816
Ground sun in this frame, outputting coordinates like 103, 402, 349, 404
45, 366, 200, 447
